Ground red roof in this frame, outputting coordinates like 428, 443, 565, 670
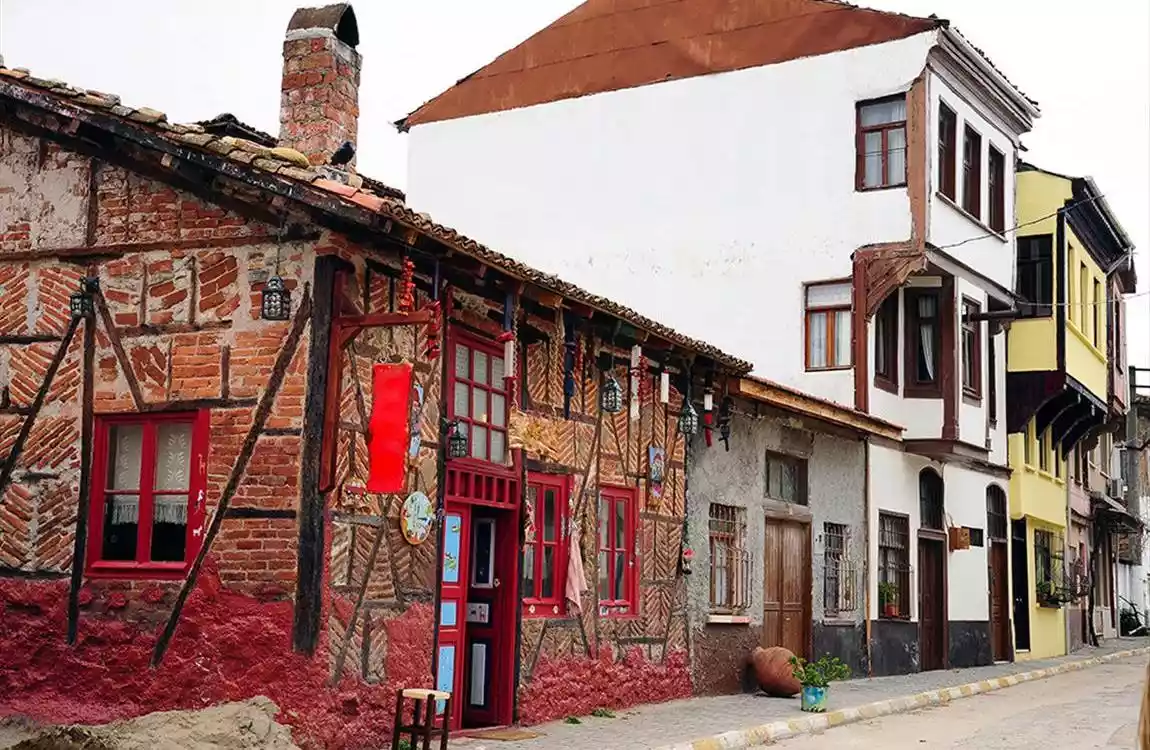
399, 0, 939, 129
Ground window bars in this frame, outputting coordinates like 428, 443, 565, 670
823, 523, 858, 618
878, 513, 912, 618
709, 504, 751, 613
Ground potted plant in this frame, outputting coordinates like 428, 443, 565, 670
789, 655, 851, 713
879, 581, 899, 618
1037, 580, 1060, 608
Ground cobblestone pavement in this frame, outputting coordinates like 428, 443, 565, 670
449, 638, 1150, 750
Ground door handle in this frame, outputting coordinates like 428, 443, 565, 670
493, 578, 501, 588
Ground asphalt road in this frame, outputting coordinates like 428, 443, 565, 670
767, 658, 1149, 750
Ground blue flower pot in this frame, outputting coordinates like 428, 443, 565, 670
800, 685, 828, 713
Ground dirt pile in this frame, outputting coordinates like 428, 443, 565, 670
3, 697, 299, 750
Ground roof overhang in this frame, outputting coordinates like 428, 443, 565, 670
1091, 492, 1143, 533
732, 376, 903, 441
935, 27, 1040, 135
925, 245, 1017, 308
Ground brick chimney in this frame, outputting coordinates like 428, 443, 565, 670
279, 4, 361, 166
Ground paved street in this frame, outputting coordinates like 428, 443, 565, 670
767, 658, 1148, 750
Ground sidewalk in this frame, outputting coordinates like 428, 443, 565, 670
451, 637, 1150, 750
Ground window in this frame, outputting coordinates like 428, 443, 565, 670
962, 125, 982, 218
805, 281, 852, 370
988, 146, 1006, 233
938, 102, 957, 200
904, 289, 941, 396
878, 513, 910, 619
1073, 446, 1083, 486
597, 486, 636, 615
919, 469, 944, 531
709, 504, 750, 613
1034, 528, 1065, 607
857, 96, 907, 190
988, 331, 998, 425
765, 451, 807, 505
1016, 235, 1053, 317
962, 299, 981, 400
1023, 421, 1034, 466
1114, 299, 1123, 369
450, 335, 509, 464
1078, 262, 1089, 331
1093, 278, 1103, 349
823, 523, 856, 618
522, 473, 568, 615
1053, 443, 1062, 479
1038, 428, 1050, 473
874, 292, 898, 391
88, 411, 207, 577
986, 486, 1007, 542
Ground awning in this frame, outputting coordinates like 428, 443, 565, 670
926, 245, 1017, 308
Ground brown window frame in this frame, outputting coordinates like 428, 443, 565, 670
988, 146, 1006, 233
919, 469, 945, 531
1093, 278, 1103, 349
856, 95, 908, 191
804, 280, 852, 372
987, 327, 998, 425
962, 125, 982, 219
878, 512, 911, 620
1016, 235, 1054, 317
961, 297, 982, 402
938, 102, 957, 200
986, 486, 1007, 542
765, 451, 808, 506
904, 287, 942, 398
874, 292, 899, 393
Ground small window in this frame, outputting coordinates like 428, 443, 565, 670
450, 335, 510, 465
919, 469, 944, 531
522, 473, 568, 615
988, 330, 998, 425
1023, 421, 1034, 466
1034, 528, 1065, 607
1114, 299, 1123, 369
1038, 428, 1050, 473
765, 451, 807, 505
471, 518, 496, 588
938, 102, 957, 201
709, 504, 750, 614
597, 486, 636, 616
1072, 446, 1083, 485
988, 146, 1006, 233
962, 299, 982, 400
904, 289, 941, 396
1054, 444, 1062, 479
1016, 235, 1053, 317
962, 125, 982, 218
1093, 278, 1103, 349
1078, 262, 1090, 332
89, 412, 207, 577
805, 281, 852, 370
857, 96, 908, 190
878, 513, 910, 619
823, 523, 857, 618
874, 292, 899, 390
986, 486, 1007, 541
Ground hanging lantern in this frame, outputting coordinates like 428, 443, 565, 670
678, 398, 699, 437
261, 276, 292, 321
448, 421, 469, 459
69, 277, 97, 319
601, 373, 624, 414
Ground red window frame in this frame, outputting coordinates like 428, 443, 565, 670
597, 485, 638, 617
87, 410, 209, 579
448, 330, 510, 467
522, 472, 570, 617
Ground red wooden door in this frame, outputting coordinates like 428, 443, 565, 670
918, 537, 946, 671
437, 503, 470, 730
988, 541, 1010, 661
762, 518, 810, 658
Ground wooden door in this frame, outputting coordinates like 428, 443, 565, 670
918, 537, 945, 671
988, 541, 1010, 661
762, 518, 810, 658
437, 504, 470, 730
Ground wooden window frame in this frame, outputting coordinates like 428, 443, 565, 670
597, 485, 638, 617
448, 330, 510, 468
878, 511, 911, 621
938, 101, 957, 201
987, 328, 998, 426
1078, 262, 1089, 333
903, 288, 942, 398
804, 280, 852, 372
986, 486, 1008, 542
1016, 235, 1054, 318
1038, 427, 1050, 474
1093, 278, 1103, 349
87, 410, 209, 580
521, 472, 570, 617
988, 146, 1006, 233
708, 504, 751, 614
874, 292, 899, 394
962, 124, 982, 219
765, 450, 808, 506
961, 297, 982, 402
856, 95, 908, 191
919, 469, 945, 531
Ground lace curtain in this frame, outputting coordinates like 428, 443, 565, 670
107, 423, 192, 525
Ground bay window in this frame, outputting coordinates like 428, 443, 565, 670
904, 289, 941, 397
874, 292, 898, 392
450, 335, 509, 464
962, 298, 982, 401
962, 125, 982, 219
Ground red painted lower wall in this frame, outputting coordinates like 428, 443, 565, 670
517, 646, 692, 725
0, 563, 433, 750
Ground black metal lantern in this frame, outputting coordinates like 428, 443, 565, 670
448, 421, 469, 459
678, 399, 699, 437
261, 276, 292, 321
601, 374, 624, 414
69, 277, 97, 319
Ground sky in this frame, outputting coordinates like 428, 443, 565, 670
2, 0, 1148, 367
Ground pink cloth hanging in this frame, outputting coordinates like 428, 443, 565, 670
565, 525, 588, 614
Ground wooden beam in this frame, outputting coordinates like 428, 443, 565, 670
732, 377, 903, 441
95, 291, 145, 412
334, 309, 433, 332
565, 301, 594, 319
66, 313, 96, 644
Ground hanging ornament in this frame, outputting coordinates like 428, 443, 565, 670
601, 373, 624, 414
703, 389, 714, 447
422, 300, 442, 360
448, 421, 468, 459
718, 396, 733, 451
399, 257, 415, 313
659, 371, 670, 405
678, 398, 699, 437
629, 345, 642, 421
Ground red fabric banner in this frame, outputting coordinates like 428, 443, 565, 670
368, 363, 413, 493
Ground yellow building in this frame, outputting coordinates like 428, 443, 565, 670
1006, 164, 1123, 660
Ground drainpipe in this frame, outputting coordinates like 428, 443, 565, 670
864, 436, 873, 677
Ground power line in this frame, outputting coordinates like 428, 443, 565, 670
936, 193, 1108, 251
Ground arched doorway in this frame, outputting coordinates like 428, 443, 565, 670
986, 485, 1011, 661
918, 468, 946, 671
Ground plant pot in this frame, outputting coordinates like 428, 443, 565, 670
883, 603, 899, 618
800, 685, 828, 713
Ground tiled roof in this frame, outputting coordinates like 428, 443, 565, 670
398, 0, 940, 129
0, 64, 750, 372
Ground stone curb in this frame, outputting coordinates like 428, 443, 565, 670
656, 647, 1150, 750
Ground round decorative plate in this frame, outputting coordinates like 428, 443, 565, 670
401, 491, 434, 545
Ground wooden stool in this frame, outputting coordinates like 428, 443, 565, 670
391, 688, 451, 750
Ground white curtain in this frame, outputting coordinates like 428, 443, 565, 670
835, 310, 851, 366
809, 312, 827, 368
918, 296, 936, 381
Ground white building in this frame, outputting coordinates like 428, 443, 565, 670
402, 0, 1038, 673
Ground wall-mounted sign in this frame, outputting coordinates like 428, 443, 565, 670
401, 491, 434, 546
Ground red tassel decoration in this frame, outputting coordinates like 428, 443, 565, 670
399, 258, 415, 313
423, 300, 442, 361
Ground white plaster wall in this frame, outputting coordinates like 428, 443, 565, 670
867, 442, 930, 621
925, 69, 1019, 290
407, 32, 939, 406
944, 463, 997, 622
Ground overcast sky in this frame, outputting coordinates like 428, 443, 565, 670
2, 0, 1148, 368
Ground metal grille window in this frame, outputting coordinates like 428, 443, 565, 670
1034, 528, 1066, 607
823, 523, 857, 618
878, 513, 911, 619
709, 504, 751, 613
